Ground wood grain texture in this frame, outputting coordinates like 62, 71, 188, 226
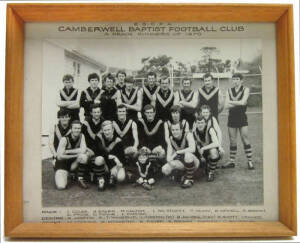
9, 3, 288, 22
5, 6, 24, 236
277, 5, 297, 234
4, 3, 296, 238
7, 222, 295, 238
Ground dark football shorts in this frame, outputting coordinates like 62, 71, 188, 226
54, 158, 77, 172
228, 113, 248, 128
174, 154, 185, 162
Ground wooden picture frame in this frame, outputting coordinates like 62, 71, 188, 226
5, 3, 296, 238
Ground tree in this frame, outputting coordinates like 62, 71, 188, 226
175, 61, 188, 76
200, 47, 220, 72
191, 65, 197, 73
137, 55, 172, 77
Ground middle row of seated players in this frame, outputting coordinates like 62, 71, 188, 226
52, 102, 222, 191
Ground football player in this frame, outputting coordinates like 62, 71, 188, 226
193, 114, 221, 182
113, 104, 139, 159
80, 73, 101, 121
119, 76, 142, 120
56, 74, 80, 122
155, 76, 174, 121
95, 121, 126, 187
164, 105, 189, 144
48, 109, 71, 167
115, 70, 126, 91
162, 123, 199, 188
197, 73, 224, 121
55, 120, 89, 189
137, 104, 165, 174
100, 73, 121, 120
141, 72, 160, 109
222, 73, 254, 170
174, 77, 198, 128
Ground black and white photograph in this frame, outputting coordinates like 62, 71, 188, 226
40, 23, 264, 212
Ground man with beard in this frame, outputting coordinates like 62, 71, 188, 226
174, 77, 198, 128
162, 122, 199, 189
119, 76, 142, 120
80, 73, 102, 121
155, 76, 174, 121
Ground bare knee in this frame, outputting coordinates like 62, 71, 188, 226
228, 131, 237, 146
229, 138, 237, 146
162, 163, 172, 176
184, 153, 194, 163
241, 134, 250, 145
209, 149, 219, 160
94, 156, 105, 166
153, 146, 166, 159
117, 168, 126, 182
55, 170, 68, 190
78, 153, 88, 164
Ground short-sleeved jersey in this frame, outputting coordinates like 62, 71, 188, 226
59, 87, 80, 121
100, 87, 119, 120
197, 86, 219, 120
53, 123, 71, 151
142, 84, 159, 108
155, 89, 174, 121
80, 87, 101, 117
137, 118, 164, 150
81, 118, 104, 151
120, 87, 139, 119
113, 118, 135, 147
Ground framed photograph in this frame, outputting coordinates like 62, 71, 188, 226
5, 3, 296, 238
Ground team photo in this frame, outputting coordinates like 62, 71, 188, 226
42, 38, 263, 207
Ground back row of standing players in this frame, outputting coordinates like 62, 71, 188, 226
49, 71, 254, 191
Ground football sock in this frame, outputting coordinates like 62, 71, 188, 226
209, 157, 219, 173
77, 163, 88, 179
184, 162, 195, 180
93, 164, 106, 179
229, 145, 237, 163
244, 144, 253, 163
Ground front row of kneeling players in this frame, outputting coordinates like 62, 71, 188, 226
51, 103, 221, 191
